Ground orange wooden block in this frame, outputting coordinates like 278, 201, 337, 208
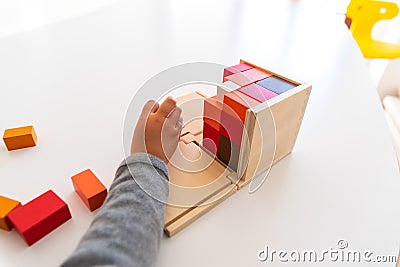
223, 91, 261, 123
71, 169, 107, 212
3, 126, 37, 151
0, 196, 21, 231
203, 96, 223, 126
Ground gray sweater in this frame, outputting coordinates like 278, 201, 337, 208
61, 153, 169, 267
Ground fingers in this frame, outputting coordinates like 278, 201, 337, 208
176, 115, 183, 131
157, 97, 177, 118
141, 100, 159, 117
166, 106, 183, 129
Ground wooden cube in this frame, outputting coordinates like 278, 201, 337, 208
71, 169, 107, 212
219, 110, 244, 146
0, 196, 21, 231
241, 68, 272, 81
223, 90, 261, 123
224, 71, 258, 86
164, 59, 312, 236
202, 121, 220, 155
3, 126, 37, 151
7, 190, 71, 246
223, 63, 253, 78
217, 134, 240, 171
256, 76, 297, 94
239, 83, 278, 102
217, 81, 240, 101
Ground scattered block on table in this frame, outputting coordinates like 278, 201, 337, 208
71, 169, 107, 212
241, 68, 273, 81
217, 134, 240, 171
202, 120, 220, 155
223, 90, 261, 123
239, 83, 278, 102
256, 76, 297, 94
223, 71, 258, 86
165, 184, 236, 237
223, 63, 253, 78
0, 196, 21, 231
217, 81, 240, 101
7, 190, 71, 246
3, 126, 37, 151
219, 110, 244, 146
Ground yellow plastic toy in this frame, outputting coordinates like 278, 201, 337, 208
346, 0, 400, 59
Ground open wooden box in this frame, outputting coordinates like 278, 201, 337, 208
164, 60, 312, 236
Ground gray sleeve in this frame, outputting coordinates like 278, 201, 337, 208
61, 153, 169, 267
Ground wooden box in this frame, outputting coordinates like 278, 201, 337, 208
164, 60, 312, 236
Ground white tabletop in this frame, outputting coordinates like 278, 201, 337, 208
0, 1, 399, 266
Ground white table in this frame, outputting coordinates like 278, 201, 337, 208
0, 1, 399, 266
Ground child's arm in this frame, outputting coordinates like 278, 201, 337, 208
61, 97, 182, 267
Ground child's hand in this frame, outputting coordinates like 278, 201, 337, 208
131, 97, 183, 164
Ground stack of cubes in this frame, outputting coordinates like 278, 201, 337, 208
202, 62, 297, 171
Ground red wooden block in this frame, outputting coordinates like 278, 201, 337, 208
220, 110, 244, 146
223, 71, 258, 86
223, 91, 261, 123
203, 121, 220, 155
241, 68, 273, 82
223, 63, 253, 78
71, 169, 107, 212
239, 83, 278, 102
7, 190, 71, 246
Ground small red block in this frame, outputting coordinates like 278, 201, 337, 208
223, 63, 253, 78
203, 121, 220, 155
239, 83, 278, 102
220, 110, 244, 146
7, 190, 71, 246
223, 91, 261, 123
71, 169, 107, 212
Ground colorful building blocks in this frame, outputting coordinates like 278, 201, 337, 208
217, 81, 240, 101
223, 90, 261, 123
3, 126, 37, 151
164, 59, 312, 236
223, 63, 253, 78
256, 76, 297, 94
71, 169, 107, 212
0, 196, 21, 231
202, 121, 220, 155
241, 68, 273, 81
217, 134, 240, 171
223, 71, 258, 86
7, 190, 71, 246
239, 83, 278, 102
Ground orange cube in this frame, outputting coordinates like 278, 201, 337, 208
3, 126, 37, 151
71, 169, 107, 212
0, 196, 21, 231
